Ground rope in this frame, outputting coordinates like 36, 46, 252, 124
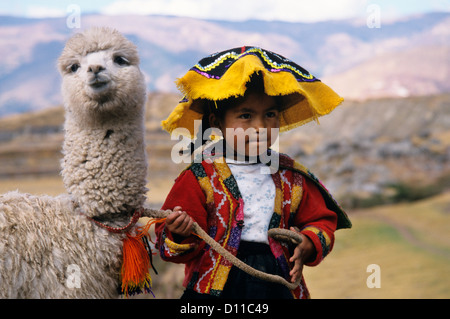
143, 207, 302, 291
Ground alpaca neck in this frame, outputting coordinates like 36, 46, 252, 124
62, 116, 148, 218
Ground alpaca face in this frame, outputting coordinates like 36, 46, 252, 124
72, 49, 129, 100
59, 27, 146, 125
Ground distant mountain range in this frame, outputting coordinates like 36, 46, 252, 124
0, 12, 449, 116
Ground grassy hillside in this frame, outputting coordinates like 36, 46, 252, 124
303, 191, 450, 299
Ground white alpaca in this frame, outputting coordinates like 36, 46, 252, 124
0, 27, 156, 298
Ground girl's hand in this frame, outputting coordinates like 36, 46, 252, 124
289, 227, 316, 283
165, 206, 194, 238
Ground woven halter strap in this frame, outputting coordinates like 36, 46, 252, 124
84, 209, 142, 233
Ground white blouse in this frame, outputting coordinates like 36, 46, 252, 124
226, 159, 275, 244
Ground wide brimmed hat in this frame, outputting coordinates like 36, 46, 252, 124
162, 46, 343, 137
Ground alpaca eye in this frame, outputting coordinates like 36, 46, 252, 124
70, 63, 80, 73
114, 56, 129, 66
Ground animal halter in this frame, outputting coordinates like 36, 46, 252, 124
85, 209, 142, 233
84, 208, 155, 297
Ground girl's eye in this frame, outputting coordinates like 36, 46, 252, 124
266, 111, 278, 118
239, 113, 251, 119
114, 56, 129, 66
70, 63, 80, 73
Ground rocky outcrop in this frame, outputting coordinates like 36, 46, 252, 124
282, 94, 450, 205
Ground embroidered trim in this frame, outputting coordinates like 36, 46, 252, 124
192, 47, 316, 82
301, 226, 332, 259
164, 237, 196, 254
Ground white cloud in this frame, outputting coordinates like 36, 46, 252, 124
100, 0, 370, 22
27, 7, 66, 18
4, 0, 448, 21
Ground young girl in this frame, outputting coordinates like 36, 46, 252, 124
155, 47, 351, 299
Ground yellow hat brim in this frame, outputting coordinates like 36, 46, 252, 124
162, 53, 343, 137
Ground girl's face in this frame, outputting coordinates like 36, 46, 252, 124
210, 92, 280, 158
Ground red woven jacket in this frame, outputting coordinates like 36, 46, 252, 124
155, 153, 350, 298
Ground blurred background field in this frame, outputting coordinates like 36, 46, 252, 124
0, 1, 449, 299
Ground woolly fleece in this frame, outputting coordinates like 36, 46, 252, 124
0, 27, 150, 298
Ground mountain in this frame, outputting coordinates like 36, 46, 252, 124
323, 45, 450, 100
0, 12, 449, 116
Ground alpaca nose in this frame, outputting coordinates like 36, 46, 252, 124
88, 64, 105, 74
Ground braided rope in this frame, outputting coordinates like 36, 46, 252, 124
143, 207, 302, 291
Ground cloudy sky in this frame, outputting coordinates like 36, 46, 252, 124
1, 0, 449, 22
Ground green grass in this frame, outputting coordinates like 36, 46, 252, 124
303, 193, 450, 299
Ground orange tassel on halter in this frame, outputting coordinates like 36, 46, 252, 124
84, 209, 160, 297
120, 220, 154, 297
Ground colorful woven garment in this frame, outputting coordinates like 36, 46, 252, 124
155, 152, 351, 299
161, 46, 344, 137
